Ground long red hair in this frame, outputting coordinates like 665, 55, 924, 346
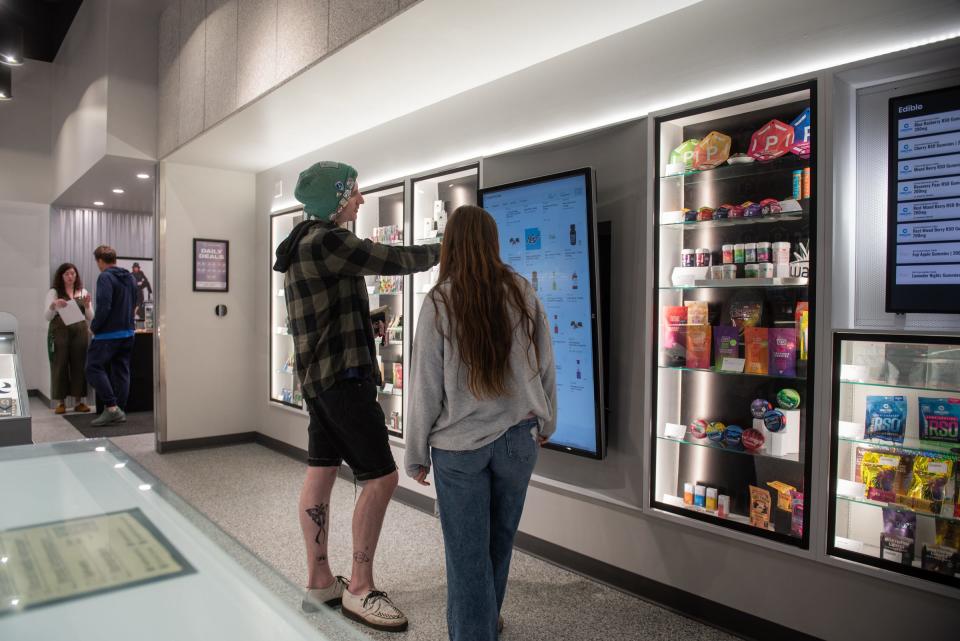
429, 205, 540, 399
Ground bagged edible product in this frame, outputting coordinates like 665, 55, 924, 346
662, 306, 687, 367
864, 395, 907, 443
881, 533, 915, 566
686, 325, 712, 369
730, 299, 763, 329
790, 491, 804, 538
795, 302, 809, 362
744, 327, 769, 375
936, 519, 960, 549
749, 485, 772, 529
919, 397, 960, 443
768, 328, 798, 377
713, 326, 739, 367
922, 544, 959, 575
901, 456, 953, 515
684, 301, 709, 326
881, 507, 917, 566
861, 452, 900, 502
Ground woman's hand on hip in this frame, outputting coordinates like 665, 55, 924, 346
414, 466, 431, 486
537, 435, 550, 446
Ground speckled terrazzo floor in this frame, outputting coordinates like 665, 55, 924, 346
29, 398, 738, 641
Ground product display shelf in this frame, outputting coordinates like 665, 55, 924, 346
840, 379, 960, 396
838, 435, 960, 459
652, 83, 815, 547
659, 364, 806, 381
829, 332, 960, 589
659, 154, 808, 184
660, 210, 806, 230
414, 236, 443, 245
656, 434, 801, 463
660, 280, 808, 290
836, 495, 960, 524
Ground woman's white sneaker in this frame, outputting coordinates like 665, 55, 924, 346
341, 589, 408, 633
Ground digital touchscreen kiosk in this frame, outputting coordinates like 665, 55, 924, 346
480, 168, 605, 458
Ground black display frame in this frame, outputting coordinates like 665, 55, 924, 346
192, 238, 229, 293
885, 84, 960, 314
826, 330, 960, 590
479, 167, 607, 460
650, 80, 818, 549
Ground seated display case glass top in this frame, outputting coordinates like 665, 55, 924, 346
652, 84, 815, 546
354, 183, 406, 438
830, 333, 960, 589
0, 440, 366, 640
271, 209, 305, 409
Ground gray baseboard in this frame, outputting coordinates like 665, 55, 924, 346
27, 389, 51, 406
156, 431, 256, 453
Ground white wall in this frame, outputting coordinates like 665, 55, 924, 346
160, 162, 256, 442
52, 0, 110, 200
0, 60, 53, 204
0, 202, 51, 397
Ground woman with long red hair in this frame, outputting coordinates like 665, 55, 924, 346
406, 205, 556, 641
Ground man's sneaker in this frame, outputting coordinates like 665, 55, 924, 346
91, 408, 126, 427
341, 589, 408, 633
301, 576, 349, 612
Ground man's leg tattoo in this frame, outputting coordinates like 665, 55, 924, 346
305, 504, 328, 545
353, 549, 371, 564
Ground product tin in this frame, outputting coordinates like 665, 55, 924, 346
777, 388, 801, 410
722, 264, 738, 280
751, 398, 773, 419
734, 243, 745, 264
763, 408, 787, 433
758, 262, 774, 278
695, 248, 711, 267
773, 242, 791, 264
681, 248, 695, 267
707, 421, 726, 442
792, 169, 802, 199
744, 242, 757, 263
744, 263, 760, 278
742, 427, 766, 451
722, 244, 734, 264
690, 418, 709, 439
757, 242, 772, 262
723, 424, 744, 448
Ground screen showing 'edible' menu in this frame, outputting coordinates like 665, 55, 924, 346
480, 168, 605, 458
887, 85, 960, 314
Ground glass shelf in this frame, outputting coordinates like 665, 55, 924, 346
838, 435, 960, 459
660, 155, 808, 185
656, 435, 801, 463
660, 494, 754, 527
378, 389, 403, 398
839, 378, 960, 396
836, 494, 960, 524
659, 364, 806, 381
660, 210, 806, 230
660, 278, 808, 290
415, 236, 442, 245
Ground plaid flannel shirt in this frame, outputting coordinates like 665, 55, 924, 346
275, 219, 440, 398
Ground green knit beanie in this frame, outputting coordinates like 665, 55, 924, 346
294, 161, 358, 220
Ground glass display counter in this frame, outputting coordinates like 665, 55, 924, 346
353, 183, 407, 439
0, 312, 30, 446
0, 439, 368, 639
270, 208, 305, 409
829, 332, 960, 589
651, 82, 816, 546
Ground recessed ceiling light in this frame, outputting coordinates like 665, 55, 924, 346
136, 173, 150, 180
112, 188, 124, 194
93, 201, 104, 206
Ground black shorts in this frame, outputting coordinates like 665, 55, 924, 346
306, 378, 397, 481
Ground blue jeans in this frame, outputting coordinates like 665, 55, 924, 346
85, 337, 134, 408
432, 418, 539, 641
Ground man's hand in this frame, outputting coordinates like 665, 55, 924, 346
537, 435, 550, 446
414, 466, 431, 486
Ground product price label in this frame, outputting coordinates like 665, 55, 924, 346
897, 130, 960, 159
896, 241, 960, 264
896, 264, 960, 285
897, 153, 960, 180
898, 107, 960, 137
895, 197, 960, 223
896, 176, 960, 201
896, 221, 960, 243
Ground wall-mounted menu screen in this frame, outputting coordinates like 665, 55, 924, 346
480, 168, 605, 459
887, 85, 960, 314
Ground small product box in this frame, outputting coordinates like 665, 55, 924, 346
757, 409, 801, 457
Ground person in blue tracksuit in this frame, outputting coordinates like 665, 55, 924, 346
85, 245, 139, 426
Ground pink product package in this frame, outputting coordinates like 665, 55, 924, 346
768, 328, 798, 377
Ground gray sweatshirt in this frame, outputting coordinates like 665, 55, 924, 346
404, 277, 557, 478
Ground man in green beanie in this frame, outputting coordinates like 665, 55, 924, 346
274, 161, 439, 632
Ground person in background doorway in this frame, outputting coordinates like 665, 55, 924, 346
44, 263, 94, 414
131, 262, 152, 321
273, 161, 440, 633
405, 205, 557, 641
85, 245, 138, 427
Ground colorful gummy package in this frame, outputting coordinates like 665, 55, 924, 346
861, 452, 900, 503
919, 397, 960, 443
864, 395, 907, 443
902, 456, 953, 515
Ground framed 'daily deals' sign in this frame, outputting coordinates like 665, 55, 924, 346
193, 238, 229, 292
